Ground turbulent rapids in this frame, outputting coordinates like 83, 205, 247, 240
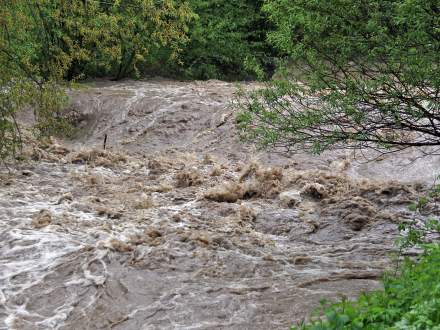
1, 79, 439, 329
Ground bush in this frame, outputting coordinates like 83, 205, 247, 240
293, 244, 440, 330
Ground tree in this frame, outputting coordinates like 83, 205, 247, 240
175, 0, 275, 80
236, 0, 440, 154
19, 0, 195, 81
81, 0, 195, 80
0, 1, 70, 160
0, 0, 194, 161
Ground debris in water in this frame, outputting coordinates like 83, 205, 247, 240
204, 182, 243, 203
31, 209, 53, 228
175, 168, 203, 188
135, 193, 155, 209
210, 165, 222, 177
238, 204, 256, 222
301, 183, 328, 199
293, 255, 313, 265
279, 190, 302, 208
103, 238, 134, 252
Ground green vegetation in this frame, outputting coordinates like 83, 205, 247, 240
177, 0, 274, 80
237, 0, 440, 154
143, 0, 276, 80
293, 244, 440, 330
1, 2, 70, 159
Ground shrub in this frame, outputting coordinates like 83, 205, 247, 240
293, 244, 440, 330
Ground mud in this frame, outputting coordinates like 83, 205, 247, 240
1, 79, 439, 329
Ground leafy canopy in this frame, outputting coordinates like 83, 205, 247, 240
178, 0, 274, 80
236, 0, 440, 154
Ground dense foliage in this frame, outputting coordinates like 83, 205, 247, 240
178, 0, 274, 80
0, 2, 69, 159
2, 0, 194, 81
236, 0, 440, 154
144, 0, 275, 80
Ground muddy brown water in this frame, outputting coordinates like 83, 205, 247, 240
1, 79, 439, 329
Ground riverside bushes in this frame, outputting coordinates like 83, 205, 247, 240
293, 244, 440, 330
